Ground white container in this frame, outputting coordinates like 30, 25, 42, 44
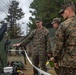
3, 67, 13, 73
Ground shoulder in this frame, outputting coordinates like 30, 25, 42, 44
60, 16, 76, 28
31, 29, 36, 33
43, 27, 49, 33
60, 20, 70, 28
28, 29, 37, 36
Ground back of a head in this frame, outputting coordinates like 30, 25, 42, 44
59, 1, 75, 14
67, 2, 75, 12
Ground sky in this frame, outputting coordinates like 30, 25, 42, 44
0, 0, 34, 35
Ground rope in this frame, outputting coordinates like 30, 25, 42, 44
9, 49, 52, 75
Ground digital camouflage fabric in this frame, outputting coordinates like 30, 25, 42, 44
59, 1, 75, 14
51, 18, 61, 25
54, 16, 76, 68
21, 27, 51, 75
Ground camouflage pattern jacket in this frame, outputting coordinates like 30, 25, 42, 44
54, 16, 76, 68
21, 27, 51, 54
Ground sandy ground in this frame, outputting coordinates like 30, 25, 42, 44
8, 55, 57, 75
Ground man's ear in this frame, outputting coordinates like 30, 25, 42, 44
66, 7, 71, 14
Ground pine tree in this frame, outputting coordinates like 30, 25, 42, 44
5, 0, 24, 39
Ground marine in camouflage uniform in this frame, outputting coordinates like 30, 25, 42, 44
19, 17, 51, 75
51, 18, 61, 75
51, 18, 61, 29
53, 1, 76, 75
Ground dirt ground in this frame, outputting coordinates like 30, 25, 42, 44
8, 55, 57, 75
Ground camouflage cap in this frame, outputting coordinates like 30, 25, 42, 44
59, 1, 75, 14
35, 17, 42, 23
51, 18, 61, 24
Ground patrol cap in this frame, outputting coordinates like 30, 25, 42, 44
35, 17, 42, 23
51, 18, 61, 24
59, 1, 75, 14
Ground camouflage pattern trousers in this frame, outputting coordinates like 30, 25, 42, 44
55, 68, 61, 75
32, 52, 47, 75
57, 67, 76, 75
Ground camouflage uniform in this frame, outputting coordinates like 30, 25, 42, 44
21, 27, 51, 75
51, 18, 61, 75
54, 9, 76, 75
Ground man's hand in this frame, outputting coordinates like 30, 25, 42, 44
54, 63, 59, 69
50, 57, 59, 69
50, 57, 55, 62
13, 43, 21, 47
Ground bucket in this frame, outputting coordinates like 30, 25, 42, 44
3, 67, 13, 73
